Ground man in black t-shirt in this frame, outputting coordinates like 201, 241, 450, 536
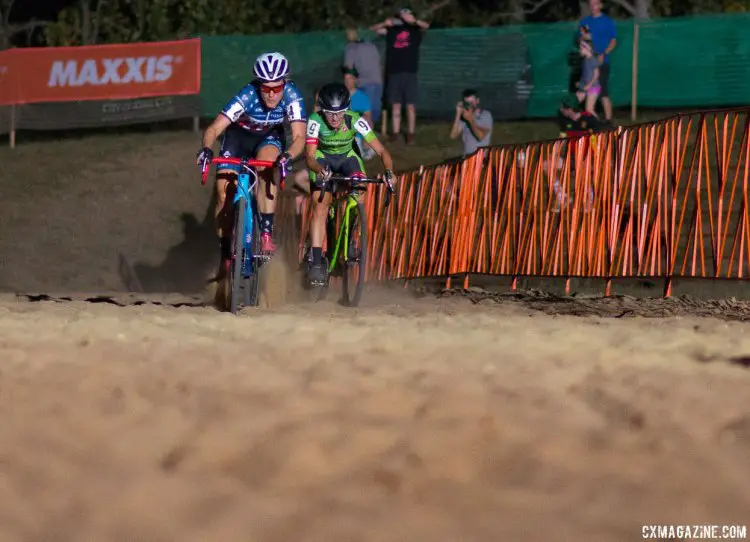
371, 8, 429, 145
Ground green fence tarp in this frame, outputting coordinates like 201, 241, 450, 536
199, 13, 750, 121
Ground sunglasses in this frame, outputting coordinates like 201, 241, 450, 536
259, 81, 286, 95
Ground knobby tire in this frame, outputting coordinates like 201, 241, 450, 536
229, 197, 246, 314
342, 200, 367, 307
244, 220, 261, 308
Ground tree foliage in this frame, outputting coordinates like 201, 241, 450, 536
1, 0, 47, 49
1, 0, 743, 48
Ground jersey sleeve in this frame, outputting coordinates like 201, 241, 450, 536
221, 84, 253, 123
306, 113, 323, 145
351, 112, 376, 143
284, 82, 307, 123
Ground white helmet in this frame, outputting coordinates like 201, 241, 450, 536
253, 52, 290, 82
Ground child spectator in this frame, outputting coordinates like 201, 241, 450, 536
577, 39, 600, 118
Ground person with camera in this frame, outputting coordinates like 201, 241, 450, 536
450, 89, 493, 158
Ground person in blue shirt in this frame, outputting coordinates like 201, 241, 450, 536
196, 52, 307, 279
578, 0, 617, 125
343, 67, 375, 160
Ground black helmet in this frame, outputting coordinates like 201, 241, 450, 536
317, 83, 350, 112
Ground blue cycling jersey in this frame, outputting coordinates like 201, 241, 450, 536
220, 80, 307, 133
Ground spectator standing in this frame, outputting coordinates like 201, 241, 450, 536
371, 7, 429, 145
450, 89, 493, 157
343, 67, 376, 160
579, 0, 617, 125
576, 39, 601, 117
343, 28, 383, 124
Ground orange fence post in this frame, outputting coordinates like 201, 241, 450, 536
296, 108, 750, 297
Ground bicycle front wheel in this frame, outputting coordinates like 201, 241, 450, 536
243, 220, 261, 308
342, 199, 368, 307
229, 197, 246, 314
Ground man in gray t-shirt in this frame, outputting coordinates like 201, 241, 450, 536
344, 28, 383, 123
450, 89, 493, 156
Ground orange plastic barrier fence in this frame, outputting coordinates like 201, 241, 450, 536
298, 108, 750, 296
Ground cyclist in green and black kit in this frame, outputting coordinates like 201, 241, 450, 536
305, 82, 394, 284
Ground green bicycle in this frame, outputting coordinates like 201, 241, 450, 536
304, 175, 393, 306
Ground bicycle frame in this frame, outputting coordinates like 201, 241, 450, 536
327, 194, 360, 274
316, 175, 386, 274
202, 158, 278, 266
236, 167, 260, 274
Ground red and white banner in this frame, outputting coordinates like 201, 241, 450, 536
0, 38, 201, 106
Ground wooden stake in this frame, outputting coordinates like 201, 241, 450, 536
631, 23, 640, 122
9, 105, 16, 149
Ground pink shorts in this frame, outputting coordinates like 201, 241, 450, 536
587, 84, 601, 96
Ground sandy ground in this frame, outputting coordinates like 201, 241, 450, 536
1, 285, 750, 542
2, 126, 750, 541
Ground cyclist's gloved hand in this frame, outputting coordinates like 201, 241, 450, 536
196, 147, 213, 166
318, 166, 333, 181
383, 169, 395, 192
276, 151, 293, 169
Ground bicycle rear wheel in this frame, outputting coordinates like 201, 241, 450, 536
229, 197, 246, 314
342, 199, 367, 307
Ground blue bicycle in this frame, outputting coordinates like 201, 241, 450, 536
200, 156, 288, 314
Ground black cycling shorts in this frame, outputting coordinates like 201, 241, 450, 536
309, 149, 366, 192
218, 124, 285, 173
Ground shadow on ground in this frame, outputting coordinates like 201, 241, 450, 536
124, 194, 217, 295
120, 189, 304, 298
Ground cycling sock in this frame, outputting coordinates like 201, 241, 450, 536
219, 237, 232, 261
312, 247, 322, 265
260, 213, 274, 235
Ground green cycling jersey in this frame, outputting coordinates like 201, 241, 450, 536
305, 110, 376, 155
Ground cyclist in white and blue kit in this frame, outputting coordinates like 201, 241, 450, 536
197, 52, 307, 279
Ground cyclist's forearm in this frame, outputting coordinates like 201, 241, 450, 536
289, 140, 306, 159
202, 114, 231, 149
305, 150, 322, 173
380, 150, 394, 172
202, 126, 221, 149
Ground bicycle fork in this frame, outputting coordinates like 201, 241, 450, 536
326, 197, 357, 276
234, 172, 255, 277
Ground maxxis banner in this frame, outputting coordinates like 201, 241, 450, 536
0, 38, 201, 106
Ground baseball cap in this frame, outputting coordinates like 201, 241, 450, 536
342, 66, 359, 77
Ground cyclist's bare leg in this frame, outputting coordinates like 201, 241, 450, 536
311, 190, 332, 247
214, 169, 238, 277
292, 168, 310, 239
309, 190, 332, 281
293, 167, 311, 195
255, 145, 281, 214
214, 169, 238, 236
254, 145, 281, 251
